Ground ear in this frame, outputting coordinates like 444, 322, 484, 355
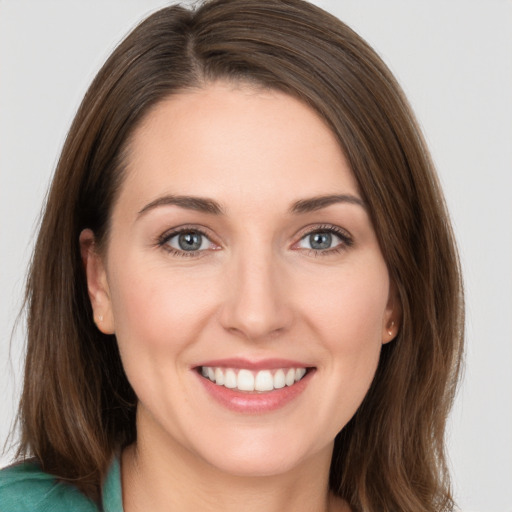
79, 229, 115, 334
382, 279, 402, 344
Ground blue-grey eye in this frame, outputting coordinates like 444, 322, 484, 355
298, 231, 342, 251
310, 232, 332, 250
168, 231, 210, 252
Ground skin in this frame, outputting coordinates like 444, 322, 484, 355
81, 82, 398, 512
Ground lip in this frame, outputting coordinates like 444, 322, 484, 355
193, 358, 315, 414
194, 357, 312, 371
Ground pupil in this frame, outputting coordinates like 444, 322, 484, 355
178, 232, 202, 251
310, 232, 331, 250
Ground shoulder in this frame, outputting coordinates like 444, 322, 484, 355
0, 460, 98, 512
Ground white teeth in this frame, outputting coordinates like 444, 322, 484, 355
224, 369, 237, 389
254, 370, 273, 391
200, 366, 308, 392
214, 367, 224, 385
285, 368, 295, 386
237, 369, 255, 391
295, 368, 306, 381
273, 369, 286, 389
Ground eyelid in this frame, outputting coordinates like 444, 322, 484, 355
156, 224, 221, 256
155, 223, 352, 257
291, 224, 353, 252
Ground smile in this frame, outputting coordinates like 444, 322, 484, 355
200, 366, 308, 392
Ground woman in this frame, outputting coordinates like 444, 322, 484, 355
0, 0, 464, 511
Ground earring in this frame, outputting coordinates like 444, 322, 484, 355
98, 315, 103, 323
388, 320, 395, 337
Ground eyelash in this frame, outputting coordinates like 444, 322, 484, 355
294, 224, 353, 256
156, 224, 353, 258
157, 226, 216, 258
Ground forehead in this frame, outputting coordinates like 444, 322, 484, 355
118, 82, 359, 215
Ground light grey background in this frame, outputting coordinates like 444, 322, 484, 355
1, 1, 511, 511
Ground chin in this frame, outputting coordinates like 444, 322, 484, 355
189, 427, 331, 479
204, 449, 307, 478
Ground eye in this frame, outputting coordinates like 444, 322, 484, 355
300, 232, 336, 250
295, 226, 352, 254
159, 228, 217, 256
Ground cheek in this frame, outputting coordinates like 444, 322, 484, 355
308, 261, 389, 347
106, 258, 220, 377
302, 259, 389, 418
105, 260, 225, 424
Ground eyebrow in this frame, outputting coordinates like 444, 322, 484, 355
137, 192, 365, 218
138, 195, 224, 216
290, 194, 366, 213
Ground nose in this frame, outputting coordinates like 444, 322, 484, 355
219, 246, 294, 341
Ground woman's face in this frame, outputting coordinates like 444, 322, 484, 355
83, 82, 397, 477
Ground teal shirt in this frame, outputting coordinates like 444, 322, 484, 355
0, 457, 123, 512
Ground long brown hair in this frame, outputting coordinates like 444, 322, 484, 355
15, 1, 464, 509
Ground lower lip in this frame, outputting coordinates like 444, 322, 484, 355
195, 370, 314, 413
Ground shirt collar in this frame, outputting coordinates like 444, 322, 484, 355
101, 456, 123, 512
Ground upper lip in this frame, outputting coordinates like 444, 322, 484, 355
194, 358, 314, 371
